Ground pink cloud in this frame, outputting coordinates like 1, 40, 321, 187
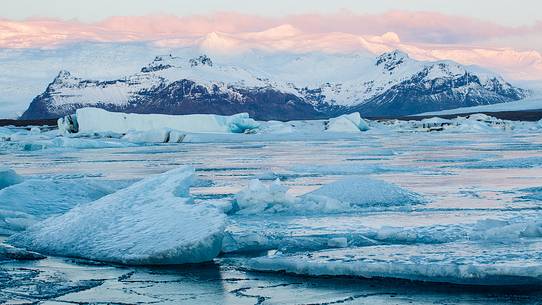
1, 12, 541, 79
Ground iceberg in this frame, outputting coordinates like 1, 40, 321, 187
62, 107, 259, 134
233, 177, 423, 215
0, 168, 23, 190
304, 177, 424, 208
326, 113, 369, 133
8, 166, 226, 265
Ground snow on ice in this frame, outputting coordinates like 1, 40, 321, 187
8, 166, 226, 265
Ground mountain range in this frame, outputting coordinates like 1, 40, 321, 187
21, 50, 529, 120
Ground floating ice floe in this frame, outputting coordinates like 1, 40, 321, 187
8, 166, 226, 265
60, 107, 260, 134
245, 240, 542, 285
0, 168, 23, 190
233, 177, 423, 215
0, 177, 130, 234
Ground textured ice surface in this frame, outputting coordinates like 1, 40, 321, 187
458, 157, 542, 169
9, 167, 226, 265
246, 240, 542, 285
0, 178, 129, 234
0, 168, 23, 190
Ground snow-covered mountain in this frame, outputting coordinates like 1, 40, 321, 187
21, 50, 529, 120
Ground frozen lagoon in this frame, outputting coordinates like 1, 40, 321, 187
2, 118, 542, 303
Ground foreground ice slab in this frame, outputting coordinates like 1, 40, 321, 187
246, 240, 542, 285
9, 166, 226, 265
0, 178, 128, 234
62, 107, 259, 134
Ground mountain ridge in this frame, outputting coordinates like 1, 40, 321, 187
21, 50, 529, 120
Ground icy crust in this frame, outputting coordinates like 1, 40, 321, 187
8, 166, 226, 265
246, 241, 542, 285
68, 107, 260, 134
0, 178, 130, 234
233, 177, 424, 215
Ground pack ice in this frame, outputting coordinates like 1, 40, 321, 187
8, 166, 226, 265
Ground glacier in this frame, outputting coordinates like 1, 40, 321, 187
8, 166, 227, 265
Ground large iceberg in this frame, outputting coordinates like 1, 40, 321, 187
61, 107, 259, 134
8, 166, 226, 265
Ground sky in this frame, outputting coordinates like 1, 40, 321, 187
3, 0, 541, 26
1, 0, 542, 117
1, 1, 541, 77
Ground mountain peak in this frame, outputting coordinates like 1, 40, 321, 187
51, 70, 73, 84
56, 70, 72, 79
141, 55, 179, 73
189, 55, 213, 67
376, 50, 409, 71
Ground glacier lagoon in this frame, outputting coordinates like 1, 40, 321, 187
2, 115, 542, 303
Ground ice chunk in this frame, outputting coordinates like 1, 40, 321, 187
8, 166, 226, 265
66, 107, 259, 134
0, 243, 45, 260
235, 179, 298, 214
233, 177, 423, 215
0, 178, 128, 234
326, 113, 369, 132
58, 114, 78, 134
246, 241, 542, 285
0, 168, 23, 190
303, 177, 425, 208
